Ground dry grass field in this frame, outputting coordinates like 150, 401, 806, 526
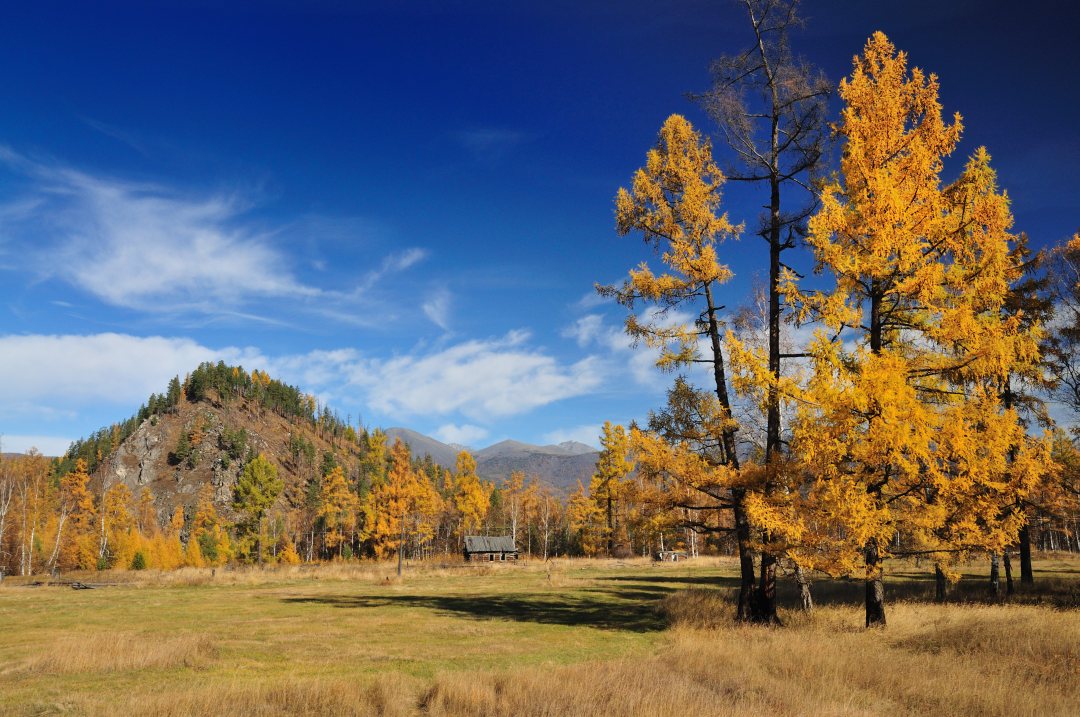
1, 556, 1077, 716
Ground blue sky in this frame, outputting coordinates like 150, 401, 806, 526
1, 1, 1078, 455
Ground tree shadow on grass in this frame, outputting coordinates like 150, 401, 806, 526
601, 574, 742, 588
600, 569, 1080, 609
282, 586, 671, 632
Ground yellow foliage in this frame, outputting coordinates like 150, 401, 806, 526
453, 450, 490, 534
58, 459, 97, 570
777, 32, 1049, 581
192, 484, 231, 567
362, 439, 443, 559
604, 114, 742, 371
318, 465, 360, 554
279, 538, 302, 565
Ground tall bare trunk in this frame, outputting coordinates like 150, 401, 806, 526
733, 490, 756, 621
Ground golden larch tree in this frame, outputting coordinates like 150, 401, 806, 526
606, 113, 768, 620
780, 32, 1046, 627
589, 422, 635, 555
318, 465, 360, 558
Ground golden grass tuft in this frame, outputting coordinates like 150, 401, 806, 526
121, 673, 422, 717
20, 631, 217, 675
660, 586, 737, 628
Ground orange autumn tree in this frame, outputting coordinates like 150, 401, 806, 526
588, 422, 635, 555
776, 32, 1047, 627
100, 482, 138, 569
453, 451, 490, 541
605, 113, 770, 620
566, 481, 605, 556
57, 459, 97, 571
318, 465, 360, 558
362, 439, 442, 559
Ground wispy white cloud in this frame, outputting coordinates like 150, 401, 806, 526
353, 248, 429, 295
432, 423, 489, 446
562, 309, 696, 388
563, 314, 606, 348
422, 288, 452, 330
80, 117, 152, 157
0, 147, 426, 324
575, 289, 609, 310
354, 330, 603, 420
0, 331, 606, 438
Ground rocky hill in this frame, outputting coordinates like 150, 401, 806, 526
51, 362, 371, 527
99, 391, 364, 525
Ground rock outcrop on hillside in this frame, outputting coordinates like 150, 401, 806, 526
98, 395, 362, 525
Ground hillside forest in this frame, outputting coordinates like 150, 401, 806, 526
2, 25, 1080, 631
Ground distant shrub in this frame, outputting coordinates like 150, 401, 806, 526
131, 552, 147, 570
198, 532, 219, 564
219, 427, 248, 462
169, 431, 193, 467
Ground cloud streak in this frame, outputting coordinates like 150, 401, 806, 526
422, 288, 452, 330
354, 330, 603, 420
0, 147, 426, 324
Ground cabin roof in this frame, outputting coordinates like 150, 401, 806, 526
464, 535, 517, 553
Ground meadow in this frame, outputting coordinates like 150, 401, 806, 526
1, 556, 1077, 716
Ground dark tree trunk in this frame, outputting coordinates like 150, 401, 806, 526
754, 549, 781, 624
1019, 524, 1034, 585
733, 490, 756, 622
1003, 550, 1014, 595
704, 283, 756, 622
934, 564, 947, 603
865, 537, 886, 628
990, 553, 1001, 597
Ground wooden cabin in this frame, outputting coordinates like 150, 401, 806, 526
464, 535, 519, 562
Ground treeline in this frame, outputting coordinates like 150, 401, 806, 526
0, 437, 580, 575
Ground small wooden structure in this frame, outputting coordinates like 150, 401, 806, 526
464, 535, 519, 562
654, 550, 689, 562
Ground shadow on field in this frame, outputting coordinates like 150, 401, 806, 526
601, 567, 1080, 609
602, 574, 741, 588
282, 588, 669, 632
281, 563, 1079, 629
282, 591, 660, 630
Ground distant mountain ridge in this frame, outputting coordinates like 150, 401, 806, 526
383, 428, 599, 493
